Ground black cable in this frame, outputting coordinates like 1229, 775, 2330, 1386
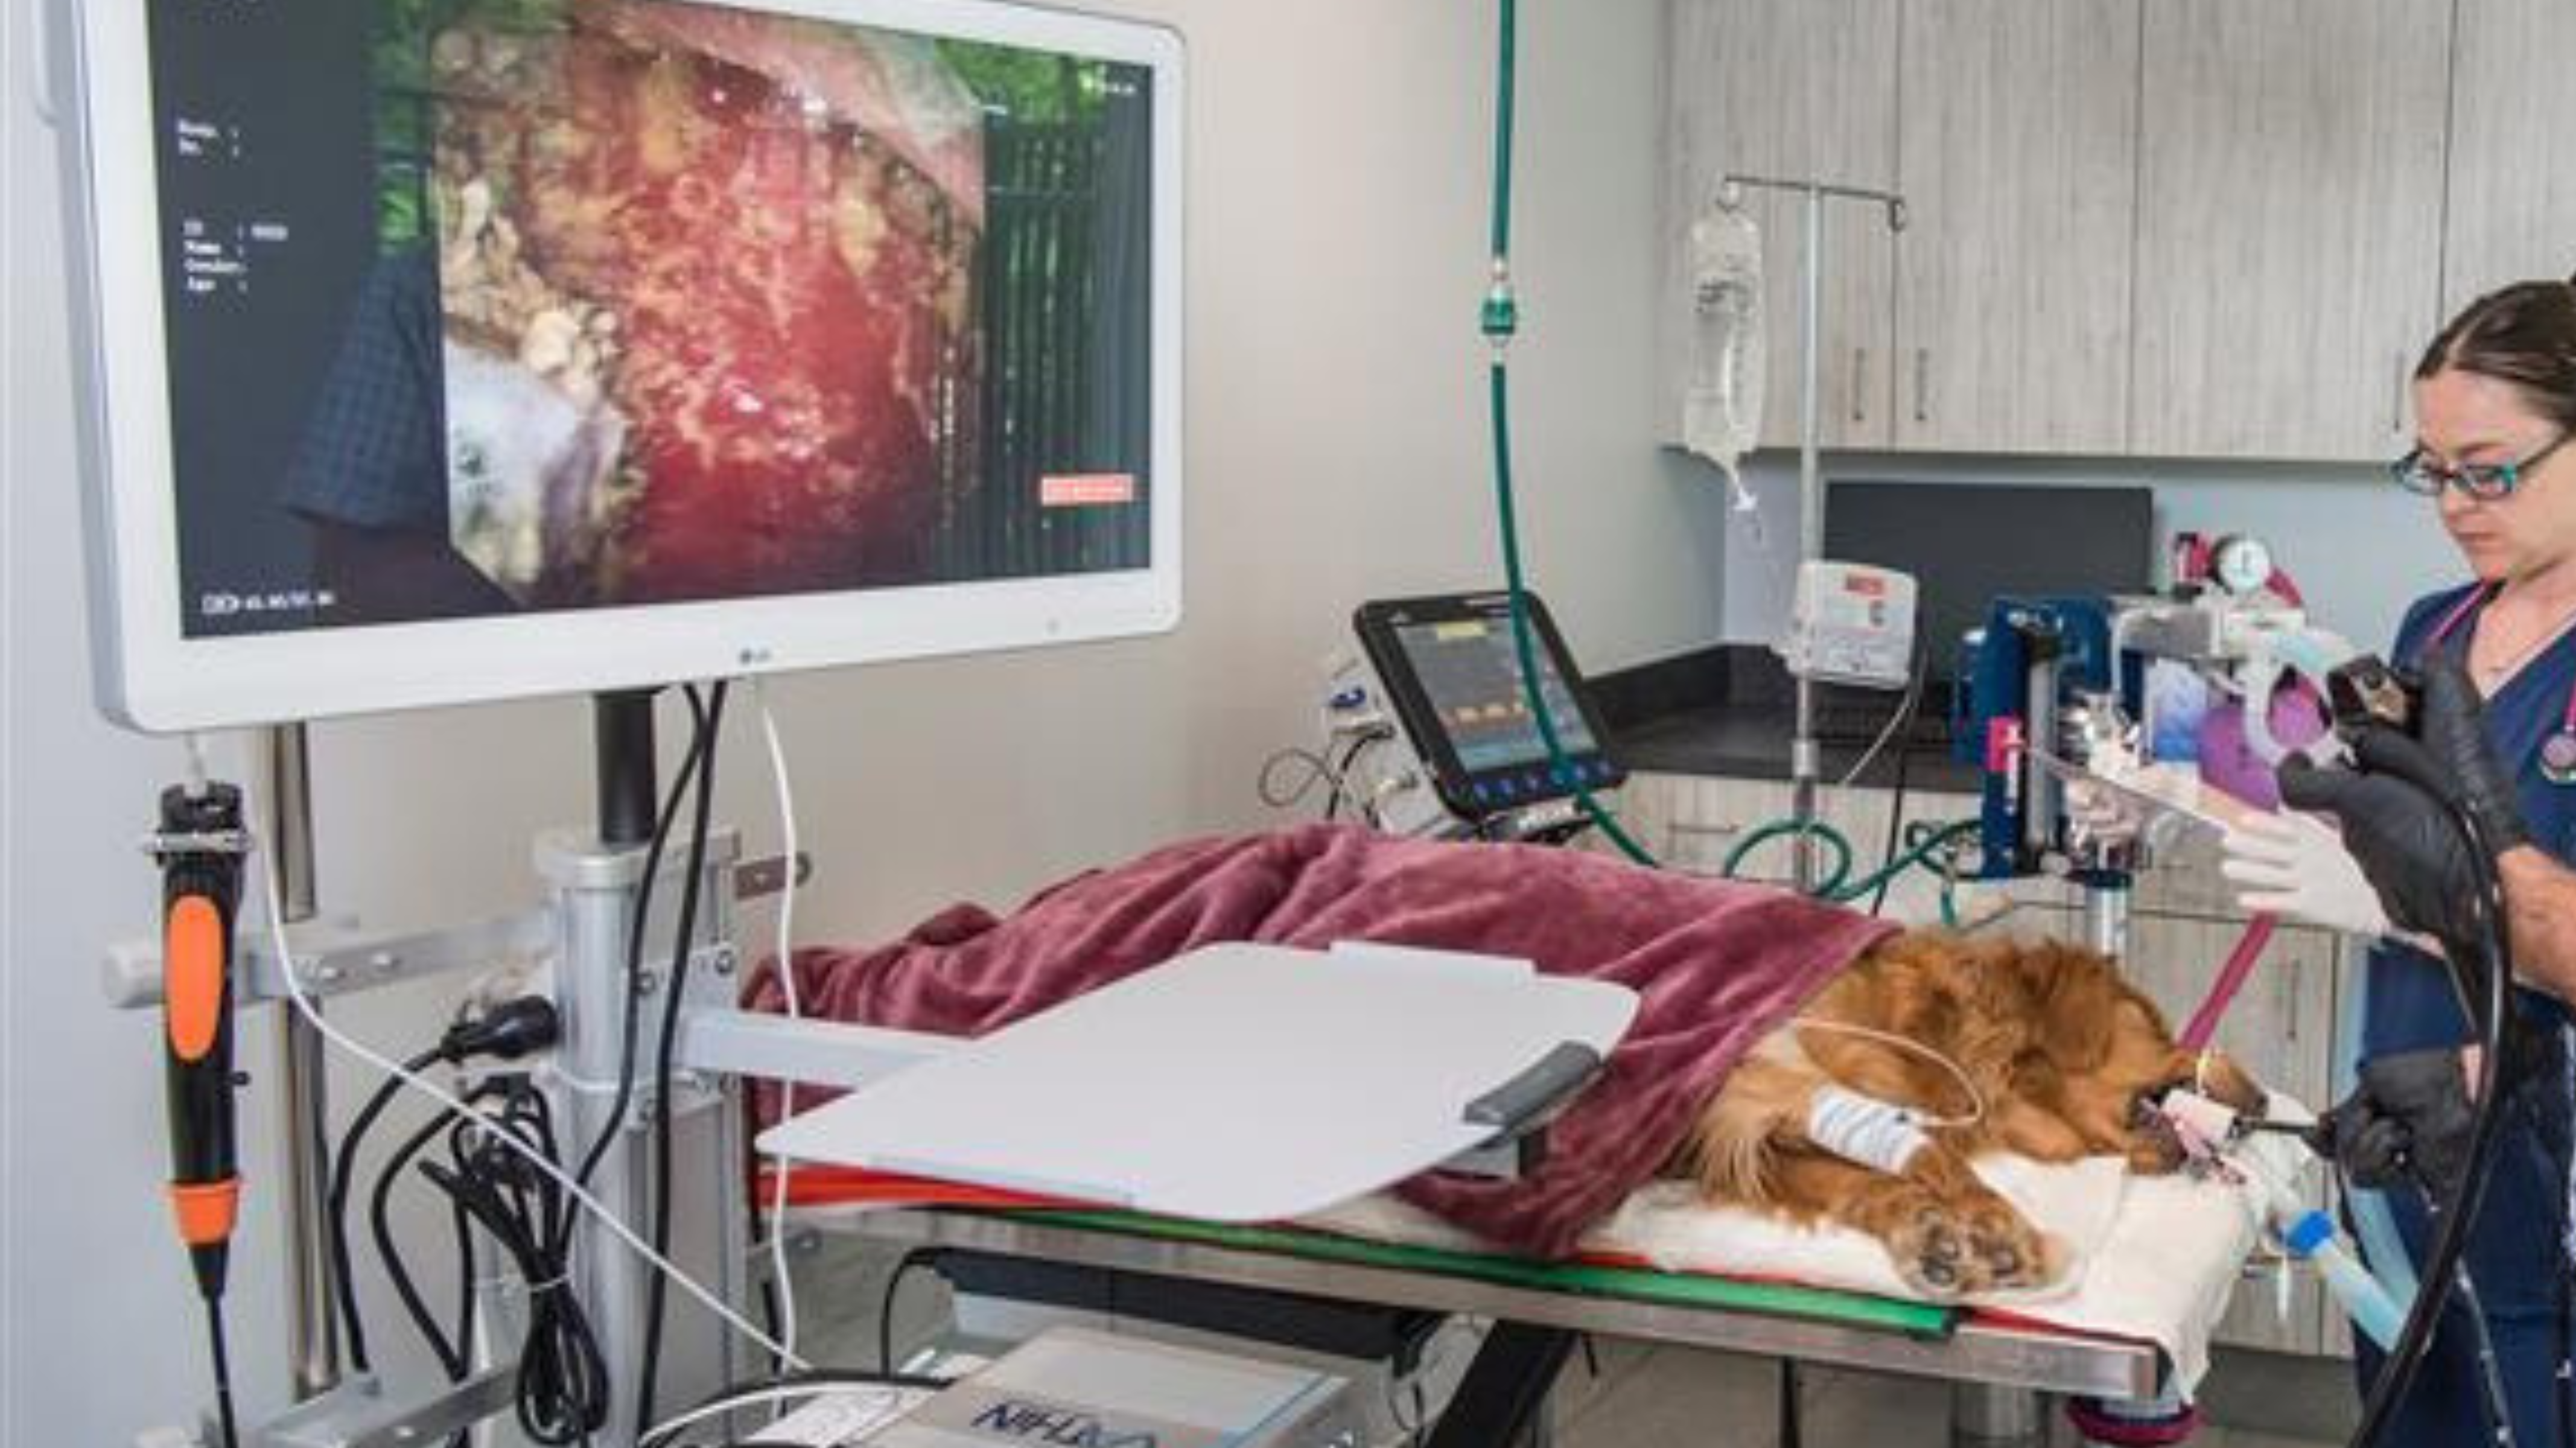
374, 1094, 476, 1380
567, 685, 714, 1210
2445, 1261, 2517, 1448
1866, 637, 1932, 918
421, 1079, 609, 1445
2347, 787, 2520, 1448
879, 1251, 935, 1375
638, 681, 730, 1431
203, 1296, 242, 1448
449, 1184, 477, 1412
329, 1046, 446, 1374
1870, 736, 1915, 918
2559, 1205, 2574, 1448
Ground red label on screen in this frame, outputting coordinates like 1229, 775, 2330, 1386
1040, 474, 1139, 507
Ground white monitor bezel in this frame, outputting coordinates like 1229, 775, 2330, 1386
54, 0, 1185, 734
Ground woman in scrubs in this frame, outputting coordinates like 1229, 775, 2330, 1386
2244, 276, 2576, 1443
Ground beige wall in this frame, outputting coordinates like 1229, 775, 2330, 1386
4, 1, 1709, 1439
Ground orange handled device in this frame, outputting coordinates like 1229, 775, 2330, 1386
156, 782, 247, 1303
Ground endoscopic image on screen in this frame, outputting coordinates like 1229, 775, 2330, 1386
155, 0, 1154, 634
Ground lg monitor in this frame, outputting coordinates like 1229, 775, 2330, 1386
51, 0, 1184, 730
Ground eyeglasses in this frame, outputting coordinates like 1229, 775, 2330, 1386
2392, 431, 2573, 500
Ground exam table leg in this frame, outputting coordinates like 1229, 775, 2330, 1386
1423, 1321, 1573, 1448
1953, 1381, 2046, 1446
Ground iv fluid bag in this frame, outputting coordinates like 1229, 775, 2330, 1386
1685, 202, 1765, 520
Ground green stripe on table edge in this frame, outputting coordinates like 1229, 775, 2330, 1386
978, 1208, 1959, 1339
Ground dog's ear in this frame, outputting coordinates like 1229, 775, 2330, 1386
2020, 941, 2120, 1072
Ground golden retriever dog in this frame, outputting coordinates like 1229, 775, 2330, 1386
1678, 930, 2265, 1300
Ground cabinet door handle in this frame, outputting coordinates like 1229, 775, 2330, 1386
1851, 348, 1868, 424
1913, 348, 1931, 424
2393, 352, 2410, 435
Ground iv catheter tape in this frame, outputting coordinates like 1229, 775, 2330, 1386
1806, 1085, 1930, 1175
247, 776, 806, 1372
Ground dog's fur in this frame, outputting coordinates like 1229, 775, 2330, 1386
1676, 930, 2264, 1300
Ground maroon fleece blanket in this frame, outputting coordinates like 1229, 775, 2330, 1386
749, 824, 1897, 1258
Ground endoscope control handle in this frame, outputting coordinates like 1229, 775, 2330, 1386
156, 783, 247, 1301
1464, 1041, 1604, 1136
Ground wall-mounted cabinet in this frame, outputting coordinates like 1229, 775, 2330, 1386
2441, 0, 2576, 317
1893, 0, 2139, 454
1663, 0, 2525, 465
1660, 0, 1899, 451
2128, 0, 2449, 462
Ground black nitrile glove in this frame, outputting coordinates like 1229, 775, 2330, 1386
2276, 653, 2528, 953
2362, 652, 2530, 856
2276, 755, 2482, 950
2313, 1048, 2477, 1196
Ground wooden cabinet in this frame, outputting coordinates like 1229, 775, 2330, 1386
2441, 0, 2576, 316
1660, 0, 1900, 451
2129, 0, 2450, 462
1893, 0, 2139, 454
1662, 0, 2546, 463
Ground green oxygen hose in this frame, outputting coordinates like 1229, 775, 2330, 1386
1482, 1, 1972, 906
1719, 817, 1981, 911
1483, 0, 1656, 865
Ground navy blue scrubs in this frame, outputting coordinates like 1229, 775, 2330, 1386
2356, 581, 2576, 1444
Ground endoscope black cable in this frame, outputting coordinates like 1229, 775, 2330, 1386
2343, 774, 2520, 1448
636, 681, 730, 1432
203, 1297, 243, 1448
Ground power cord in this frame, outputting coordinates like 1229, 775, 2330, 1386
566, 686, 714, 1205
251, 758, 804, 1393
638, 681, 732, 1429
419, 1078, 609, 1444
371, 1101, 475, 1388
329, 997, 564, 1375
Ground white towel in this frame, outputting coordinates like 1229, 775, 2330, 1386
1307, 1128, 2306, 1397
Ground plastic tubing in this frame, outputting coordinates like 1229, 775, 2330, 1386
2336, 948, 2425, 1307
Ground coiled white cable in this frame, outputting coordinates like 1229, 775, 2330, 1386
754, 685, 803, 1377
247, 770, 806, 1371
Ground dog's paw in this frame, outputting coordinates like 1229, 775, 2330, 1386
1886, 1195, 2064, 1300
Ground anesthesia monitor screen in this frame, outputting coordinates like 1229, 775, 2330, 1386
145, 0, 1158, 635
1393, 618, 1602, 773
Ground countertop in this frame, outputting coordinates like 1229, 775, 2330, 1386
1591, 646, 1984, 795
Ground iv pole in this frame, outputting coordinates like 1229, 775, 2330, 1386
1716, 174, 1905, 892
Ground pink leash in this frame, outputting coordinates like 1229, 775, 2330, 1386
2178, 913, 2278, 1052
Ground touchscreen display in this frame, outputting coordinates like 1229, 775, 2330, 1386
1392, 617, 1601, 773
